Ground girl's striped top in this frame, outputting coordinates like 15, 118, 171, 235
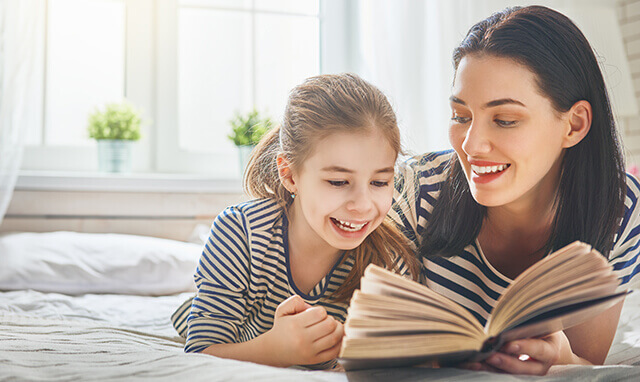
389, 150, 640, 327
171, 198, 410, 369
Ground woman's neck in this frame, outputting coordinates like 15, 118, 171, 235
479, 191, 557, 279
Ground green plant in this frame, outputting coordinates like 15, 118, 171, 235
88, 101, 142, 140
228, 109, 273, 146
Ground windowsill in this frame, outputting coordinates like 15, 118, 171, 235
16, 171, 244, 193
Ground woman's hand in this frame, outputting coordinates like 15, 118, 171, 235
464, 331, 588, 375
260, 295, 344, 367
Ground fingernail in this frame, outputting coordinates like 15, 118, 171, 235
488, 355, 502, 366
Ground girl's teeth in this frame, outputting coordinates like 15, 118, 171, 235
334, 219, 366, 232
471, 164, 509, 174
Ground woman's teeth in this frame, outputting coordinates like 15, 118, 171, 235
471, 164, 509, 175
333, 218, 367, 232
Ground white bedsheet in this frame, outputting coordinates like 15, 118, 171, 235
2, 289, 640, 381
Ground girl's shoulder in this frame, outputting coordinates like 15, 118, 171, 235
217, 198, 285, 232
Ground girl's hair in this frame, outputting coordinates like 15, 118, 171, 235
421, 5, 627, 259
244, 73, 420, 301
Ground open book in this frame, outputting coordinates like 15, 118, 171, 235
338, 241, 628, 370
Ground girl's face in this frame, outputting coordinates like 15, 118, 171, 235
449, 54, 570, 210
288, 129, 396, 253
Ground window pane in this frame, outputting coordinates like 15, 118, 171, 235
45, 0, 125, 146
255, 14, 319, 122
178, 9, 251, 152
179, 0, 252, 9
254, 0, 319, 14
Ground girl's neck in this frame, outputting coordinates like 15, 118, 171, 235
285, 203, 342, 294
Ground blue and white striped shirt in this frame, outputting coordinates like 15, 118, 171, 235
389, 150, 640, 327
171, 198, 411, 368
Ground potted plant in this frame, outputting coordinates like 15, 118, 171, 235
228, 109, 273, 174
88, 101, 142, 173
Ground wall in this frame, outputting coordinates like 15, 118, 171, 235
620, 0, 640, 167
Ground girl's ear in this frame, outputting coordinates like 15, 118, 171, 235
276, 153, 297, 194
562, 100, 592, 148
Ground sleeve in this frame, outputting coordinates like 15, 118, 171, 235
389, 157, 422, 251
609, 174, 640, 292
184, 206, 251, 353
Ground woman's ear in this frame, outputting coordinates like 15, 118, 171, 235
562, 100, 592, 148
276, 153, 297, 194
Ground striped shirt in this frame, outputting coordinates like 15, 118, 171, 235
389, 150, 640, 327
171, 198, 410, 369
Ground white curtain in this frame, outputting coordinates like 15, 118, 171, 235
352, 0, 505, 155
0, 0, 42, 225
352, 0, 635, 155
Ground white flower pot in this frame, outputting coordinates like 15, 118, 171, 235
97, 139, 133, 173
238, 145, 255, 176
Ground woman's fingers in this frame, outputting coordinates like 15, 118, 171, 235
484, 352, 550, 375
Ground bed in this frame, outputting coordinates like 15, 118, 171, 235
1, 231, 640, 381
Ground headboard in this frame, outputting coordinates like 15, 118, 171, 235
0, 189, 247, 242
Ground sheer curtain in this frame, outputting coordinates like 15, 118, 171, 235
0, 0, 42, 225
352, 0, 499, 154
351, 0, 636, 155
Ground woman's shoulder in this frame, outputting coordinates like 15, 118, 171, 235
398, 150, 454, 179
395, 150, 453, 195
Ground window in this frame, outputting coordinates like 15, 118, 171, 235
21, 0, 325, 177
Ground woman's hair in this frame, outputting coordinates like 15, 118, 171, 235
421, 5, 627, 259
244, 73, 420, 302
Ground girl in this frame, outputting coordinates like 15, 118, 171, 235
172, 73, 420, 369
390, 5, 640, 375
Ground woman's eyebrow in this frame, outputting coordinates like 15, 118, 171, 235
449, 96, 525, 108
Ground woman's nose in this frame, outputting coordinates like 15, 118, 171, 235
461, 121, 491, 156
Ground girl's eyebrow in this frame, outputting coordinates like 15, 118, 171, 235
450, 96, 526, 108
321, 166, 395, 174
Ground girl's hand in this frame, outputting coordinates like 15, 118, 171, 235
464, 331, 582, 375
261, 295, 344, 367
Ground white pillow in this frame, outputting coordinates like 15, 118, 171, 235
0, 231, 203, 296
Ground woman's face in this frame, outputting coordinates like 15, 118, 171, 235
449, 54, 570, 211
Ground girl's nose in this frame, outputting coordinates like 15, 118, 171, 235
346, 186, 373, 213
461, 122, 491, 156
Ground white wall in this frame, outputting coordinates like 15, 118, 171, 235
619, 0, 640, 167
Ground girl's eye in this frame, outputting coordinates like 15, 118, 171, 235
451, 115, 471, 124
328, 180, 347, 187
371, 181, 389, 187
495, 119, 517, 127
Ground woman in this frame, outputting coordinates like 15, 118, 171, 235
391, 5, 640, 375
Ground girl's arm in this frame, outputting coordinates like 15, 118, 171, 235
467, 300, 624, 375
200, 295, 344, 367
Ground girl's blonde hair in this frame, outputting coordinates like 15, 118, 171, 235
244, 73, 420, 302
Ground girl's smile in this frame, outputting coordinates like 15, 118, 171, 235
285, 128, 396, 258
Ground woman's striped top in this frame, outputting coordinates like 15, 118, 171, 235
389, 150, 640, 327
171, 198, 410, 369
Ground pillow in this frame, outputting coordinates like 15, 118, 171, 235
0, 231, 203, 296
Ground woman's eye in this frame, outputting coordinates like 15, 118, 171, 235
495, 119, 517, 127
451, 115, 471, 124
371, 181, 389, 187
328, 180, 347, 187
